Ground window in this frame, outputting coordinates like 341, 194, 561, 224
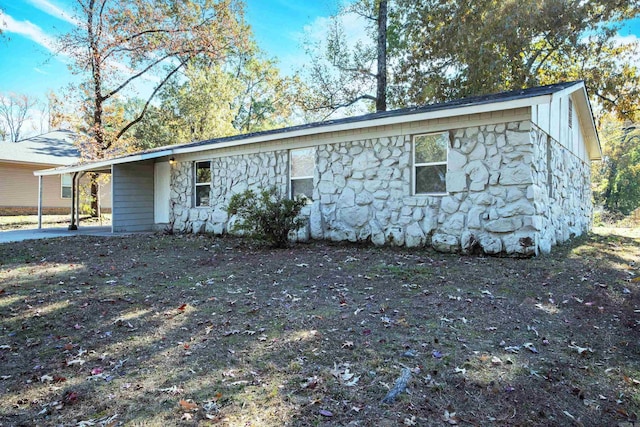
194, 161, 211, 207
290, 148, 314, 200
413, 132, 449, 194
61, 174, 72, 199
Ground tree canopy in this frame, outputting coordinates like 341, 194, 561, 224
60, 0, 250, 159
391, 0, 640, 119
299, 0, 640, 121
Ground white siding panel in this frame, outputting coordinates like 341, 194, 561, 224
549, 96, 561, 142
536, 104, 550, 136
154, 162, 170, 224
112, 161, 154, 232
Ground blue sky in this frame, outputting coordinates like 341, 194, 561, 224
0, 0, 342, 99
0, 0, 638, 136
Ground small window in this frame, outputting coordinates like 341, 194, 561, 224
290, 148, 314, 200
413, 133, 449, 194
194, 161, 211, 207
61, 174, 72, 199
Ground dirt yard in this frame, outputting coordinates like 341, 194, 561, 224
0, 228, 638, 426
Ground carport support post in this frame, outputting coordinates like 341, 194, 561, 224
37, 175, 43, 229
68, 172, 79, 230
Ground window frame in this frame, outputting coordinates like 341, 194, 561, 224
193, 160, 212, 208
412, 132, 449, 196
61, 173, 72, 199
289, 147, 314, 201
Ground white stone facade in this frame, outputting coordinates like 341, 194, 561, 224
169, 120, 592, 256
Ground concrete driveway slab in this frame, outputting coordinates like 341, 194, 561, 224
0, 226, 120, 243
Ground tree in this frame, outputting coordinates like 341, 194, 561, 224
60, 0, 249, 160
592, 114, 640, 215
59, 0, 248, 215
298, 0, 388, 118
131, 48, 298, 148
0, 93, 38, 142
390, 0, 640, 118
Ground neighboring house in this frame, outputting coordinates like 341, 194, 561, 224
0, 130, 111, 215
35, 81, 600, 255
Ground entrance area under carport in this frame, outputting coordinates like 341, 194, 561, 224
33, 151, 173, 235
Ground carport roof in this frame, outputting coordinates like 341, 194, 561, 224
34, 80, 599, 176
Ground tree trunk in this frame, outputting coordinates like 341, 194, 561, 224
376, 0, 388, 112
90, 174, 99, 217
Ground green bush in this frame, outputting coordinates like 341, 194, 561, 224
226, 187, 308, 248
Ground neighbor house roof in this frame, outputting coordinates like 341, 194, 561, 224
0, 130, 80, 166
35, 81, 600, 176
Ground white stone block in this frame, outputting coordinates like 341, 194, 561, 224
446, 171, 467, 193
448, 150, 467, 171
441, 196, 460, 214
467, 207, 484, 229
468, 143, 486, 161
478, 234, 502, 254
405, 223, 426, 247
386, 226, 405, 246
485, 217, 523, 233
497, 200, 535, 217
499, 164, 532, 185
371, 221, 386, 245
432, 233, 459, 253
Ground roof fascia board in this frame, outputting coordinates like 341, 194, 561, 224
34, 149, 173, 176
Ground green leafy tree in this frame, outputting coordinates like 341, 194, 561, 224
59, 0, 249, 160
131, 48, 298, 148
298, 0, 388, 118
226, 187, 307, 248
593, 114, 640, 215
390, 0, 640, 118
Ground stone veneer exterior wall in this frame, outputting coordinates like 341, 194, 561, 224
169, 119, 592, 255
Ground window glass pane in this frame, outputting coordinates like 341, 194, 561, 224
195, 161, 211, 183
291, 148, 314, 178
415, 133, 448, 164
61, 174, 72, 186
292, 178, 313, 200
195, 186, 211, 207
61, 186, 72, 199
416, 164, 447, 194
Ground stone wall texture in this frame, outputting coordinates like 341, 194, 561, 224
169, 120, 592, 255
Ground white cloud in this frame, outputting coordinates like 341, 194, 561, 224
0, 12, 57, 52
33, 67, 49, 75
27, 0, 80, 26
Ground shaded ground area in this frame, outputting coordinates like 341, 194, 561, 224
0, 214, 112, 231
0, 229, 639, 426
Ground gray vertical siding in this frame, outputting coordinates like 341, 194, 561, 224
112, 161, 154, 232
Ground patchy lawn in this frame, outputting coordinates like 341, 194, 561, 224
0, 229, 639, 426
0, 214, 112, 231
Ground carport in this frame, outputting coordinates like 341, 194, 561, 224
33, 149, 174, 233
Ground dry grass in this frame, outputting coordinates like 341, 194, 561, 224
0, 228, 639, 426
0, 214, 112, 231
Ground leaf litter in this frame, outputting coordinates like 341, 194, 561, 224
0, 229, 639, 425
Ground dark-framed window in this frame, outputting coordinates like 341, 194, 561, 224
290, 148, 314, 200
194, 161, 212, 207
413, 132, 449, 194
